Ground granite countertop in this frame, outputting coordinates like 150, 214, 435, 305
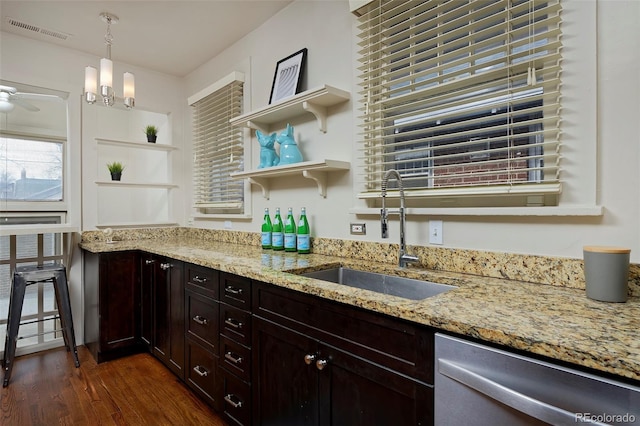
80, 237, 640, 382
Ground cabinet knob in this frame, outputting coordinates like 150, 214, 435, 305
145, 259, 155, 265
160, 263, 172, 270
316, 359, 328, 371
304, 354, 316, 365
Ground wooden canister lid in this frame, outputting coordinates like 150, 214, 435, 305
583, 246, 631, 254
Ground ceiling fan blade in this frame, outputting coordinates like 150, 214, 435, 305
11, 98, 40, 112
14, 92, 63, 102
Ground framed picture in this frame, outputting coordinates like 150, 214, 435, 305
269, 48, 308, 104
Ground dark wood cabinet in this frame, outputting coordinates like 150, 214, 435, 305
219, 272, 253, 426
252, 281, 434, 426
185, 263, 222, 409
83, 250, 140, 363
152, 256, 185, 379
139, 252, 155, 352
83, 249, 436, 425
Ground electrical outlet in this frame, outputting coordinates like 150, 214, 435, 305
429, 220, 443, 245
224, 220, 232, 229
350, 223, 366, 235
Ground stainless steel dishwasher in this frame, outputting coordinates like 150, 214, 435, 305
435, 333, 640, 425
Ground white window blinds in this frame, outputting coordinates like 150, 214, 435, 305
356, 0, 563, 206
191, 75, 244, 213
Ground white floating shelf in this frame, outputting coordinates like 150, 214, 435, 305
96, 181, 178, 189
229, 85, 350, 133
230, 159, 350, 199
95, 138, 178, 151
95, 222, 179, 229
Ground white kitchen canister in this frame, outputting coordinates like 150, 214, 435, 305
583, 246, 631, 302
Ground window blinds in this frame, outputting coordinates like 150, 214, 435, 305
356, 0, 563, 205
191, 78, 244, 212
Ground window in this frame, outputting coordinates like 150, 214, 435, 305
356, 0, 562, 207
0, 137, 64, 201
189, 72, 245, 215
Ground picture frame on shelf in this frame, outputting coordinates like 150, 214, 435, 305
269, 48, 307, 104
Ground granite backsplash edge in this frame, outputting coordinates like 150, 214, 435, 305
80, 227, 640, 296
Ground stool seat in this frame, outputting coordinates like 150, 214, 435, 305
3, 262, 80, 387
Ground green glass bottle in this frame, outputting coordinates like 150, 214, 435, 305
284, 207, 297, 252
272, 207, 284, 251
261, 208, 272, 249
296, 207, 310, 254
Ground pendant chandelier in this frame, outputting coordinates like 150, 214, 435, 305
84, 12, 134, 109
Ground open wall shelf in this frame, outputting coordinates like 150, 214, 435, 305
229, 85, 350, 133
231, 159, 350, 199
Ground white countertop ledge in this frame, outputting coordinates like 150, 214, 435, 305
0, 224, 80, 236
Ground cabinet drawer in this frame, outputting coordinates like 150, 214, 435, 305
220, 273, 251, 311
186, 340, 220, 409
221, 369, 252, 426
253, 281, 433, 384
220, 335, 251, 383
220, 303, 252, 347
186, 291, 219, 352
186, 264, 219, 298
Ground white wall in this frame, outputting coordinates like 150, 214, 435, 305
0, 31, 188, 343
185, 0, 640, 262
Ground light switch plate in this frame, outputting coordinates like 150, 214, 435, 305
429, 220, 443, 245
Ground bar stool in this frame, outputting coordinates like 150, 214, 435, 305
2, 263, 80, 387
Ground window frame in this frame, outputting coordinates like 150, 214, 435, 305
189, 71, 251, 218
352, 0, 599, 216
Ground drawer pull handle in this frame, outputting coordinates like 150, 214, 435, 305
304, 354, 316, 365
193, 315, 208, 325
193, 365, 209, 377
160, 263, 172, 270
225, 318, 243, 329
145, 259, 155, 265
316, 359, 328, 371
193, 276, 207, 284
225, 351, 243, 364
224, 394, 243, 409
225, 286, 243, 295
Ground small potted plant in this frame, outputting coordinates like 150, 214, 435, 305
107, 161, 125, 181
144, 125, 158, 143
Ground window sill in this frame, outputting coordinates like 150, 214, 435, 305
349, 205, 603, 217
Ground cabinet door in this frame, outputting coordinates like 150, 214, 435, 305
253, 317, 319, 426
153, 258, 185, 379
99, 251, 139, 352
317, 342, 433, 426
140, 253, 155, 351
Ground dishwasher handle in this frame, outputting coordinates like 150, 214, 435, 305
438, 358, 609, 426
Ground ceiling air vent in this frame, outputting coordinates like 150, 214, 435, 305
5, 17, 71, 40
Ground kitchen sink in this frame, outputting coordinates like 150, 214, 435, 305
300, 267, 456, 300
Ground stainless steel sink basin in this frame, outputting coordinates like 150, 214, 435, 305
300, 267, 455, 300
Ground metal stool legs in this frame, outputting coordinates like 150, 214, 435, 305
3, 264, 80, 387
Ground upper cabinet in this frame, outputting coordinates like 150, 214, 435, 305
229, 85, 350, 133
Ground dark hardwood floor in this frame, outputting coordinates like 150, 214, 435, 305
1, 345, 226, 426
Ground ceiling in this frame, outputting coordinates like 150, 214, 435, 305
0, 1, 293, 77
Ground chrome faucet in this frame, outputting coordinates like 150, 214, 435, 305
381, 169, 419, 268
